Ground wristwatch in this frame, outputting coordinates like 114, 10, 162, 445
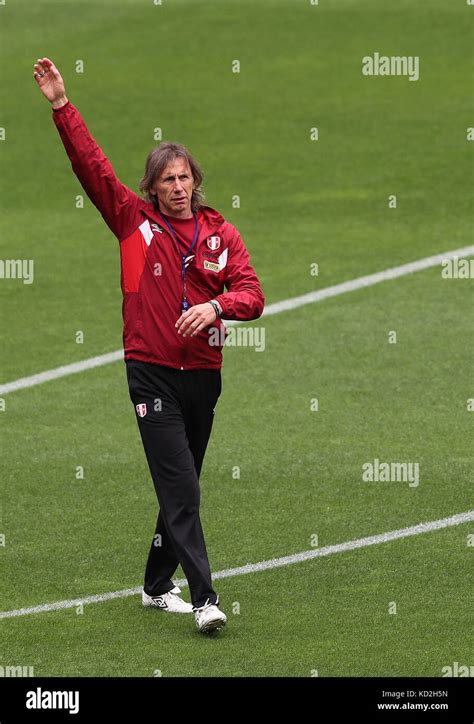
208, 299, 222, 318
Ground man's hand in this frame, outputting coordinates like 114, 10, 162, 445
33, 57, 68, 108
175, 303, 217, 337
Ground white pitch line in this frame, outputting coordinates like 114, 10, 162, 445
1, 510, 472, 620
0, 350, 124, 396
260, 244, 474, 318
1, 244, 473, 396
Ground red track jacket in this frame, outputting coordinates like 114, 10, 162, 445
53, 102, 265, 370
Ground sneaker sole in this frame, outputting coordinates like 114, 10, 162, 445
198, 617, 227, 633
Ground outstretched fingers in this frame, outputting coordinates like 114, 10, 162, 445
40, 58, 59, 76
33, 57, 58, 81
33, 63, 43, 78
33, 59, 47, 80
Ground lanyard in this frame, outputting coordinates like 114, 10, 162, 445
161, 213, 199, 313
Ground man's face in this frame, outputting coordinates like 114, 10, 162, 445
150, 157, 195, 219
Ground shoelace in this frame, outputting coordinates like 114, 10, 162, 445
195, 595, 220, 612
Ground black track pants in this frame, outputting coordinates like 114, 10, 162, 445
126, 359, 221, 609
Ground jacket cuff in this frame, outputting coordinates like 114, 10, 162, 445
52, 101, 71, 113
213, 295, 228, 317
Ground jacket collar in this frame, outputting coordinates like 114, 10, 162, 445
139, 201, 226, 236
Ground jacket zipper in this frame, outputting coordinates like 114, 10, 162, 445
147, 211, 220, 371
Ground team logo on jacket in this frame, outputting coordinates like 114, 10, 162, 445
207, 235, 221, 251
136, 403, 147, 418
151, 223, 163, 234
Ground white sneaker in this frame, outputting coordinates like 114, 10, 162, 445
142, 586, 193, 614
194, 601, 227, 633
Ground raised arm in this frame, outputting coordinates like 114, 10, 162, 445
33, 57, 141, 240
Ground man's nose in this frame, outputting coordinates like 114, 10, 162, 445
173, 177, 183, 191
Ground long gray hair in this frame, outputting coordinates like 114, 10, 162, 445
139, 141, 205, 214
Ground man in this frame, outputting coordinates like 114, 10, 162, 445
33, 57, 265, 634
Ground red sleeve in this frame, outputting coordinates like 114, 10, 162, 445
214, 228, 265, 321
52, 101, 141, 240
